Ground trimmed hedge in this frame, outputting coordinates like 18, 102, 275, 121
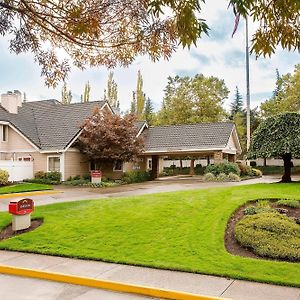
235, 212, 300, 261
205, 162, 240, 176
122, 171, 151, 183
0, 169, 9, 186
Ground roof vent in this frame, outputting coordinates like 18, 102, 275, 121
0, 90, 22, 114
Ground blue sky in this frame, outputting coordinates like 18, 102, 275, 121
0, 0, 299, 113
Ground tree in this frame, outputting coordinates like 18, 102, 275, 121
135, 70, 146, 120
156, 74, 228, 125
260, 64, 300, 118
104, 72, 119, 108
130, 92, 137, 115
82, 81, 91, 103
77, 108, 144, 164
61, 82, 72, 104
144, 97, 155, 124
230, 86, 243, 119
1, 1, 297, 87
247, 112, 300, 182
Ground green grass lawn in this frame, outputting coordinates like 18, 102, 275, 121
0, 183, 52, 194
0, 183, 299, 286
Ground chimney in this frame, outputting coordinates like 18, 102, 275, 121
0, 90, 22, 114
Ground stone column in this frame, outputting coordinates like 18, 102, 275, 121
213, 151, 223, 164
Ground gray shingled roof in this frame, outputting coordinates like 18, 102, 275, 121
0, 100, 106, 150
143, 123, 235, 153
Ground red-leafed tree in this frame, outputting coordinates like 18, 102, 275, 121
78, 108, 144, 164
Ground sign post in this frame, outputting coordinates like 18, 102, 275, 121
91, 170, 102, 184
9, 198, 34, 231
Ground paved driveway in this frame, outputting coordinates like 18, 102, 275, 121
0, 175, 285, 212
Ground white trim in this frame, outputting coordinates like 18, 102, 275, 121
64, 130, 83, 151
0, 149, 37, 153
47, 155, 61, 172
225, 126, 242, 155
100, 102, 114, 114
143, 148, 225, 155
60, 152, 65, 181
137, 122, 148, 137
40, 150, 63, 154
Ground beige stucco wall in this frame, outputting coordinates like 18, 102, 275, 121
64, 150, 90, 180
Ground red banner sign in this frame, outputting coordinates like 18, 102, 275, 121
91, 170, 102, 178
9, 198, 34, 215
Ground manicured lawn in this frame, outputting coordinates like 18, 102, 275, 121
0, 183, 299, 286
0, 183, 52, 194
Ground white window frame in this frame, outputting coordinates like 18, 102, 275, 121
113, 160, 123, 172
47, 155, 61, 172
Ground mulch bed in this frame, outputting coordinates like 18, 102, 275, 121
225, 199, 300, 261
0, 219, 43, 241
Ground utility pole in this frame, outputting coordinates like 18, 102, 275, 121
245, 17, 251, 152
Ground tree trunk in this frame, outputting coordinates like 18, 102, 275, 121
207, 155, 210, 166
281, 153, 292, 183
190, 158, 195, 175
180, 159, 183, 170
263, 158, 267, 167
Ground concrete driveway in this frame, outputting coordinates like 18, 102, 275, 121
0, 175, 284, 212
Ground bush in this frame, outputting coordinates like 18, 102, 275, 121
205, 162, 240, 176
24, 178, 58, 185
217, 173, 227, 181
63, 179, 89, 186
0, 169, 9, 186
251, 168, 262, 177
34, 171, 45, 179
244, 206, 257, 215
235, 212, 300, 261
237, 163, 252, 176
250, 161, 257, 167
82, 174, 91, 181
276, 199, 300, 208
122, 171, 151, 184
228, 172, 241, 182
45, 171, 61, 182
203, 173, 216, 181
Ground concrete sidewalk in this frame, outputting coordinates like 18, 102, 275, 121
0, 250, 299, 300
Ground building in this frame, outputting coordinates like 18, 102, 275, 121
0, 91, 241, 181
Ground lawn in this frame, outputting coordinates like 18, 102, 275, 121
0, 183, 299, 287
0, 183, 52, 194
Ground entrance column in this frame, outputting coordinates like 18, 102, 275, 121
213, 151, 223, 164
151, 155, 159, 179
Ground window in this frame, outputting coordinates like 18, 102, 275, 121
48, 156, 60, 172
113, 160, 123, 171
2, 125, 8, 142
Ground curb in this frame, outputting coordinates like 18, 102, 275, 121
0, 265, 231, 300
0, 190, 61, 199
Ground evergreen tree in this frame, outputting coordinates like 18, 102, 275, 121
144, 97, 154, 124
136, 70, 146, 119
61, 82, 72, 104
130, 91, 137, 114
273, 68, 282, 98
229, 86, 243, 119
83, 81, 91, 103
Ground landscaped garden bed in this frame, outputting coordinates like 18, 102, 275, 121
225, 199, 300, 262
0, 183, 299, 287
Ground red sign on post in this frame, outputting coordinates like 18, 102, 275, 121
9, 198, 34, 215
91, 170, 102, 178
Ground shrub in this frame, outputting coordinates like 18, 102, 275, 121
228, 172, 241, 182
63, 179, 89, 186
122, 171, 151, 184
243, 204, 275, 215
0, 169, 9, 186
244, 206, 257, 215
24, 178, 58, 185
203, 173, 216, 181
217, 173, 227, 181
251, 168, 262, 177
205, 162, 240, 176
276, 199, 300, 208
72, 175, 81, 180
45, 171, 61, 182
237, 163, 252, 176
250, 161, 257, 167
235, 212, 300, 261
82, 174, 91, 181
34, 171, 45, 179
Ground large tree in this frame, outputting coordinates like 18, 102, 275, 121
247, 112, 300, 182
229, 86, 243, 119
61, 82, 72, 104
104, 72, 119, 108
78, 108, 144, 164
261, 64, 300, 118
1, 1, 298, 86
156, 74, 228, 125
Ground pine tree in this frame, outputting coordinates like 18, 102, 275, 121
273, 68, 283, 98
229, 86, 243, 119
61, 82, 72, 104
83, 81, 91, 103
136, 70, 146, 119
130, 91, 137, 114
144, 97, 154, 124
105, 72, 119, 108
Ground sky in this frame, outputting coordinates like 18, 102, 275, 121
0, 0, 299, 113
